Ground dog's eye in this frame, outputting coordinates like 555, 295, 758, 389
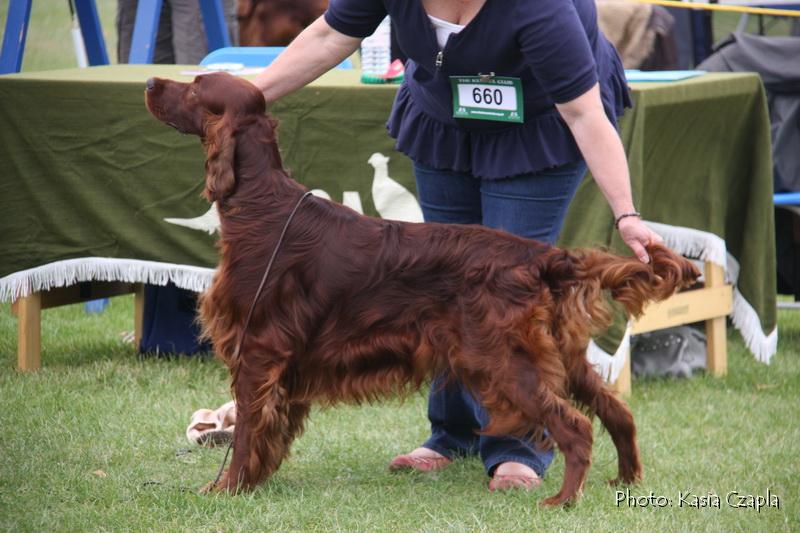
191, 89, 198, 97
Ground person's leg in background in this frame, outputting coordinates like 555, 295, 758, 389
115, 0, 136, 62
389, 161, 483, 471
116, 0, 175, 64
481, 160, 587, 243
413, 161, 482, 226
478, 160, 587, 485
222, 0, 240, 46
163, 0, 203, 65
391, 159, 587, 489
169, 0, 239, 65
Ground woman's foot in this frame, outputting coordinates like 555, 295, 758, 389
389, 447, 452, 472
488, 461, 541, 491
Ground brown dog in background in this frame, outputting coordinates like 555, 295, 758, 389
145, 72, 699, 506
237, 0, 327, 46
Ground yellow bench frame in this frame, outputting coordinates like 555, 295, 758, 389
12, 282, 145, 372
611, 261, 733, 396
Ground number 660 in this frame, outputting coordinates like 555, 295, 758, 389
472, 87, 503, 105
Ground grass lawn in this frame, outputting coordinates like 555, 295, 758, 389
1, 295, 799, 532
2, 2, 798, 531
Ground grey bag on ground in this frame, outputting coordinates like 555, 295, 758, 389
631, 325, 706, 379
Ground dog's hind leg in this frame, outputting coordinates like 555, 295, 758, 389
537, 391, 594, 507
567, 358, 642, 486
476, 353, 592, 507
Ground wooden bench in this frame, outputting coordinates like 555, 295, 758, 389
11, 282, 145, 371
611, 261, 733, 396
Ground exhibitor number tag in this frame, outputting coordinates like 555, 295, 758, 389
450, 75, 523, 123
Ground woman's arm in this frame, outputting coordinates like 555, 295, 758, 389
556, 83, 662, 263
252, 16, 362, 103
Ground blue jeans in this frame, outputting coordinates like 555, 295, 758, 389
413, 159, 587, 476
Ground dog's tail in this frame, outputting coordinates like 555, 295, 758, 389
543, 243, 701, 338
577, 243, 700, 318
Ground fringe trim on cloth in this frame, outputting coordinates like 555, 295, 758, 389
645, 221, 728, 268
586, 326, 632, 383
732, 288, 778, 364
0, 258, 215, 303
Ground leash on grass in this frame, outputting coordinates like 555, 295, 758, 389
140, 449, 210, 493
141, 480, 197, 493
211, 190, 313, 490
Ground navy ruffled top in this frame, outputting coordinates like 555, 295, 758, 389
325, 0, 632, 179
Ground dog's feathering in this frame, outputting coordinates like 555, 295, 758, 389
145, 72, 700, 506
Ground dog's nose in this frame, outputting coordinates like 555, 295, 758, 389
146, 78, 156, 91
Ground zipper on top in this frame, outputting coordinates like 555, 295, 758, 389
435, 33, 455, 71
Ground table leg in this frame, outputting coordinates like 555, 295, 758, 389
704, 262, 728, 376
611, 348, 632, 398
16, 292, 42, 371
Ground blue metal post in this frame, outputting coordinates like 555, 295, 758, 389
73, 0, 109, 66
128, 0, 163, 64
0, 0, 33, 74
199, 0, 231, 53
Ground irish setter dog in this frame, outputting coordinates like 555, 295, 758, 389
145, 72, 699, 506
237, 0, 327, 47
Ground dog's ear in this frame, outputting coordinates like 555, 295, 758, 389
203, 117, 236, 202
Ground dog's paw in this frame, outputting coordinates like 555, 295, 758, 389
199, 470, 231, 495
199, 480, 220, 494
607, 470, 642, 487
540, 493, 577, 508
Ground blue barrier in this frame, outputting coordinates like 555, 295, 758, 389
0, 0, 33, 74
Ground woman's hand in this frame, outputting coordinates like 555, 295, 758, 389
617, 216, 663, 263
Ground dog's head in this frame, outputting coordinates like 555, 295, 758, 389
145, 72, 276, 201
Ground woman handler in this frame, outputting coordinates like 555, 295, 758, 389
251, 0, 661, 491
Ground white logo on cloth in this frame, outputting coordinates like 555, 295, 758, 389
163, 153, 424, 234
367, 152, 424, 223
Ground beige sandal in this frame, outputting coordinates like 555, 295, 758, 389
488, 473, 542, 492
215, 400, 235, 432
389, 453, 452, 472
186, 401, 236, 447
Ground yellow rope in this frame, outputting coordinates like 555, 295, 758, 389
625, 0, 800, 17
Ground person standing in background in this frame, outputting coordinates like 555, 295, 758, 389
117, 0, 239, 64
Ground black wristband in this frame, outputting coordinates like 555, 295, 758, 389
614, 211, 641, 229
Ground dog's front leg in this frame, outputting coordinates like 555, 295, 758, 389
205, 359, 300, 493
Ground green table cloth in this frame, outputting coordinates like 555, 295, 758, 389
0, 65, 776, 363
